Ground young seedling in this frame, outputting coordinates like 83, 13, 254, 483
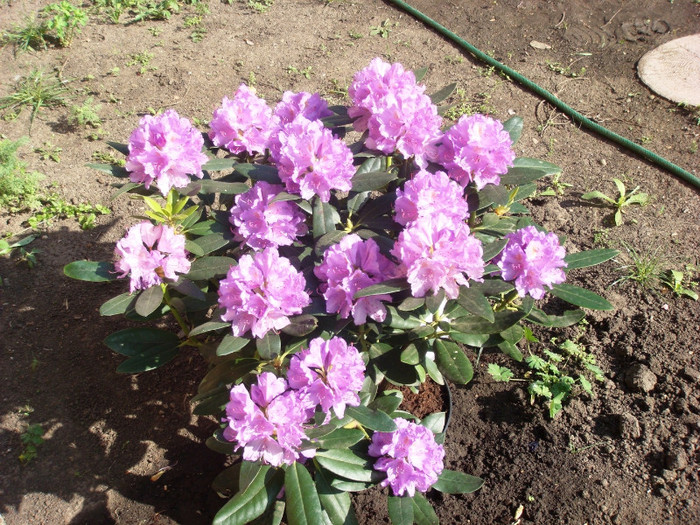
69, 97, 102, 128
370, 19, 395, 38
35, 143, 62, 162
581, 178, 649, 226
0, 137, 44, 211
539, 173, 572, 197
612, 242, 664, 288
19, 424, 45, 463
1, 16, 50, 52
41, 1, 88, 47
0, 70, 72, 132
660, 269, 698, 300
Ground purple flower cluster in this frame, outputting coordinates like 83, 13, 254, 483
315, 234, 398, 325
287, 336, 365, 421
369, 418, 445, 497
437, 113, 516, 189
270, 116, 354, 202
223, 337, 366, 466
496, 226, 567, 299
209, 84, 274, 156
114, 222, 191, 293
273, 91, 333, 125
392, 215, 484, 299
125, 109, 207, 196
229, 181, 308, 250
217, 247, 310, 338
394, 169, 469, 227
223, 372, 311, 467
349, 58, 442, 168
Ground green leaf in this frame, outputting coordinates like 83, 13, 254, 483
197, 358, 259, 396
388, 496, 414, 525
315, 466, 358, 525
107, 141, 129, 156
457, 287, 495, 322
135, 285, 164, 317
613, 209, 622, 226
526, 308, 585, 327
314, 428, 365, 450
432, 469, 484, 494
369, 391, 404, 415
354, 278, 409, 298
212, 463, 243, 496
213, 465, 283, 525
503, 116, 523, 145
202, 157, 239, 172
116, 346, 179, 373
488, 363, 514, 382
420, 412, 446, 435
355, 155, 388, 175
217, 335, 250, 356
413, 66, 428, 82
256, 332, 281, 359
186, 180, 250, 195
86, 162, 129, 178
111, 182, 141, 199
185, 239, 205, 257
281, 315, 318, 337
104, 327, 180, 356
63, 260, 117, 281
429, 82, 457, 105
313, 198, 340, 239
187, 256, 235, 280
186, 219, 226, 236
481, 238, 508, 263
450, 308, 528, 335
580, 190, 613, 202
472, 279, 514, 297
410, 493, 439, 525
350, 170, 397, 192
434, 340, 474, 385
316, 230, 347, 255
314, 449, 375, 482
497, 341, 523, 361
345, 405, 397, 432
550, 283, 614, 310
189, 232, 232, 255
234, 163, 281, 184
499, 157, 561, 186
170, 278, 207, 301
285, 463, 324, 525
99, 293, 136, 316
190, 321, 230, 337
564, 249, 618, 270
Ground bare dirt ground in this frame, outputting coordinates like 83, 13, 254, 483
1, 1, 699, 524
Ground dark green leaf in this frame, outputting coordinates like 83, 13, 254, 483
313, 199, 340, 239
64, 260, 117, 282
111, 182, 141, 199
104, 327, 180, 356
526, 308, 585, 327
99, 293, 136, 316
450, 308, 528, 334
170, 278, 207, 301
217, 335, 250, 356
189, 232, 232, 255
281, 315, 318, 337
213, 466, 283, 525
499, 157, 561, 186
202, 157, 239, 172
354, 278, 409, 298
116, 346, 179, 373
434, 340, 473, 385
388, 496, 413, 525
316, 230, 347, 256
187, 256, 235, 280
432, 469, 484, 494
186, 180, 250, 195
457, 287, 495, 322
564, 249, 619, 271
107, 141, 129, 156
345, 405, 397, 432
315, 466, 358, 525
413, 67, 428, 82
285, 463, 323, 525
472, 279, 514, 297
397, 297, 425, 311
411, 493, 439, 525
234, 163, 281, 184
481, 238, 508, 263
497, 341, 523, 361
185, 239, 206, 257
257, 332, 281, 359
197, 358, 258, 396
420, 412, 446, 435
212, 463, 242, 497
135, 285, 164, 317
314, 428, 365, 450
86, 162, 129, 178
186, 219, 227, 236
315, 449, 375, 482
550, 283, 614, 310
476, 184, 510, 210
190, 321, 230, 337
429, 82, 457, 105
350, 171, 397, 192
503, 116, 523, 145
369, 390, 403, 415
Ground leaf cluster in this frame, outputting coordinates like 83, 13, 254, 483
1, 1, 87, 51
0, 137, 44, 212
581, 178, 649, 226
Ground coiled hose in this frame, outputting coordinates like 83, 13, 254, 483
387, 0, 700, 190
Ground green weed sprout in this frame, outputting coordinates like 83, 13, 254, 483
0, 70, 71, 132
660, 270, 698, 300
581, 178, 649, 226
19, 424, 45, 463
41, 1, 88, 47
0, 137, 44, 211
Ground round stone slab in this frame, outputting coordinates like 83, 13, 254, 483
637, 34, 700, 106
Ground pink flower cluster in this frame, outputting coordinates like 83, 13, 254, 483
369, 418, 445, 497
391, 215, 484, 299
496, 226, 567, 299
315, 234, 398, 325
270, 116, 354, 202
217, 247, 310, 338
287, 337, 365, 421
349, 57, 442, 168
273, 91, 333, 125
125, 109, 207, 196
394, 169, 469, 227
437, 113, 516, 190
114, 222, 191, 293
223, 372, 311, 467
229, 181, 308, 250
209, 84, 275, 156
223, 337, 365, 466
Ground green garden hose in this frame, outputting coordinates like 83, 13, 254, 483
387, 0, 700, 190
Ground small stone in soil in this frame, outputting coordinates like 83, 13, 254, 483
624, 363, 657, 393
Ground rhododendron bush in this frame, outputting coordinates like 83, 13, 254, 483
65, 58, 616, 525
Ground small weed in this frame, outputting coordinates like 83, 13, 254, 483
247, 71, 257, 86
242, 0, 274, 13
127, 51, 156, 75
612, 242, 664, 288
1, 17, 50, 52
478, 65, 496, 77
69, 97, 102, 128
370, 19, 395, 38
148, 27, 163, 37
189, 27, 207, 43
546, 60, 586, 78
659, 269, 698, 300
26, 193, 111, 230
0, 234, 37, 264
444, 55, 464, 65
34, 143, 62, 162
539, 173, 572, 197
108, 66, 121, 76
581, 178, 649, 226
689, 140, 697, 154
348, 30, 363, 40
0, 137, 44, 211
41, 1, 88, 47
286, 65, 313, 79
0, 70, 71, 132
443, 86, 495, 121
639, 135, 652, 145
91, 151, 126, 166
19, 424, 45, 463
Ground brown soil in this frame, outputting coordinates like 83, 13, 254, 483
1, 1, 699, 524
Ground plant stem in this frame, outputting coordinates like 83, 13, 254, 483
495, 289, 520, 311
